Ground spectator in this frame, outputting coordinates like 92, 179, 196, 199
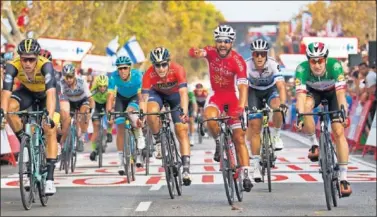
358, 63, 376, 104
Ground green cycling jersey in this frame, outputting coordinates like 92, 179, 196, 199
188, 91, 196, 104
90, 84, 112, 104
295, 57, 346, 94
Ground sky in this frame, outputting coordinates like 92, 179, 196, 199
207, 1, 315, 22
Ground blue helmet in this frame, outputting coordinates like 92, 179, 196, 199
150, 47, 170, 64
115, 56, 132, 66
62, 64, 76, 76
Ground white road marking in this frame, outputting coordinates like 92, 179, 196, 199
135, 201, 152, 212
149, 184, 162, 191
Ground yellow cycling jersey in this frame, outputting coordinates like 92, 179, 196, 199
8, 56, 51, 92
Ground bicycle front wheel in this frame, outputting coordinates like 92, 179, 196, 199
37, 139, 49, 206
327, 133, 338, 207
144, 127, 152, 176
263, 131, 272, 193
124, 130, 133, 183
170, 131, 182, 196
97, 126, 104, 168
70, 131, 77, 173
19, 136, 34, 210
234, 153, 243, 202
320, 133, 332, 211
220, 134, 235, 205
161, 132, 175, 199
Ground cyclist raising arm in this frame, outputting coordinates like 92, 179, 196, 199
189, 25, 252, 192
295, 42, 352, 197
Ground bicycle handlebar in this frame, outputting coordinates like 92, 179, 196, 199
245, 106, 286, 126
1, 108, 55, 128
296, 104, 346, 126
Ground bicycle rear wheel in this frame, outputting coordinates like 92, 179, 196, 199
220, 134, 235, 205
37, 139, 49, 206
19, 136, 34, 210
161, 132, 175, 199
320, 133, 332, 211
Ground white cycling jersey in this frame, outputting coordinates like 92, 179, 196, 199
59, 77, 90, 102
246, 57, 284, 90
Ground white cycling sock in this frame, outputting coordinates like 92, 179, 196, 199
251, 155, 261, 167
308, 133, 319, 146
118, 152, 124, 166
339, 164, 348, 181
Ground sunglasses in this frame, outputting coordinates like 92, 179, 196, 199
118, 66, 130, 70
98, 85, 107, 88
21, 57, 37, 63
252, 52, 267, 58
309, 58, 326, 65
154, 62, 169, 68
216, 39, 232, 44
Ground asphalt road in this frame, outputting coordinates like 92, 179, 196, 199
1, 131, 376, 216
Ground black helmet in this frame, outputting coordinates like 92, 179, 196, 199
17, 38, 41, 55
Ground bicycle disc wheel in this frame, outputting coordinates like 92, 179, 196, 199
171, 132, 182, 196
264, 133, 272, 193
19, 136, 34, 210
124, 130, 132, 183
38, 141, 49, 206
161, 132, 175, 199
234, 154, 243, 202
320, 133, 332, 211
220, 134, 234, 205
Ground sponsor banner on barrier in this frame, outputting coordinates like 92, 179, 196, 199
346, 100, 373, 144
0, 129, 11, 155
366, 113, 376, 147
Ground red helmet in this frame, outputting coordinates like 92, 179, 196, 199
39, 49, 52, 61
195, 83, 203, 88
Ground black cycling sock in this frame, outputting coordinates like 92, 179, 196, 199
46, 159, 56, 181
182, 155, 190, 170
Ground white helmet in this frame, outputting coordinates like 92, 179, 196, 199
213, 25, 236, 41
150, 47, 170, 64
250, 39, 270, 51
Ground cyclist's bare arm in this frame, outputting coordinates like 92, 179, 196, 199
106, 92, 115, 113
335, 88, 348, 114
179, 87, 189, 115
276, 80, 287, 104
189, 48, 206, 58
295, 93, 307, 114
1, 64, 17, 112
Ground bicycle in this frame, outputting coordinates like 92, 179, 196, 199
0, 103, 55, 210
60, 111, 88, 174
140, 103, 184, 199
196, 107, 204, 144
142, 125, 153, 176
245, 99, 285, 193
199, 105, 247, 205
108, 110, 140, 183
93, 108, 108, 168
297, 99, 345, 211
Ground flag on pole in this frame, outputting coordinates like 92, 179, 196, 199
117, 36, 146, 64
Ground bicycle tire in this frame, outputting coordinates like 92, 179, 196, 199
170, 131, 182, 196
264, 131, 272, 193
131, 133, 136, 182
98, 124, 103, 168
320, 133, 332, 211
197, 121, 203, 144
145, 127, 152, 176
327, 133, 338, 207
38, 139, 48, 206
234, 153, 243, 202
70, 131, 78, 173
64, 135, 71, 175
220, 133, 235, 205
19, 136, 34, 210
124, 129, 132, 183
161, 132, 175, 199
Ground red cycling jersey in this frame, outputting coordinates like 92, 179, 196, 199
203, 46, 248, 93
142, 62, 187, 95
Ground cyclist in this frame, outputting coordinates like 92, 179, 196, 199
246, 39, 287, 182
189, 25, 253, 192
59, 64, 94, 152
188, 88, 198, 146
0, 38, 59, 195
295, 42, 352, 196
89, 75, 113, 161
193, 82, 209, 112
140, 47, 192, 186
106, 56, 146, 173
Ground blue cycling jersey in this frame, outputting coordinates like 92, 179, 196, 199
108, 69, 143, 98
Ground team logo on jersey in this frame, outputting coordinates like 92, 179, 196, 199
333, 62, 342, 71
296, 65, 305, 73
213, 74, 230, 87
337, 74, 345, 82
295, 78, 301, 86
156, 81, 177, 90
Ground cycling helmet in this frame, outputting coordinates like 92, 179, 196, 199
150, 47, 170, 64
306, 42, 329, 59
17, 38, 41, 55
95, 75, 109, 86
115, 56, 132, 66
39, 49, 52, 61
250, 39, 270, 51
62, 64, 76, 77
195, 83, 203, 89
213, 25, 236, 41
